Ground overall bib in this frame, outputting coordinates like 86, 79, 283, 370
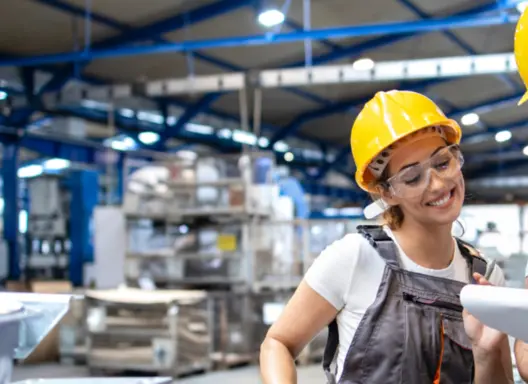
323, 225, 487, 384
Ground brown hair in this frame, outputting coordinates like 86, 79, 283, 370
370, 167, 404, 230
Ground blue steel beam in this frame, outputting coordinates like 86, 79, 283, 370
93, 0, 253, 49
32, 0, 332, 117
396, 0, 519, 91
0, 12, 519, 67
270, 78, 444, 145
2, 143, 20, 279
163, 92, 223, 138
286, 0, 522, 67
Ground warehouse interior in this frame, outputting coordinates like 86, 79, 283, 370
1, 0, 528, 382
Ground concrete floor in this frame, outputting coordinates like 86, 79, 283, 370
11, 363, 325, 383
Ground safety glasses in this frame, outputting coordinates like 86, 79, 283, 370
381, 144, 464, 199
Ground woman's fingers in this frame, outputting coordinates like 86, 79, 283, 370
473, 272, 492, 286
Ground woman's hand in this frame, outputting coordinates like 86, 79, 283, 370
463, 272, 514, 384
463, 272, 508, 358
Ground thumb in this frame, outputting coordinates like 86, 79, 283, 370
473, 272, 492, 286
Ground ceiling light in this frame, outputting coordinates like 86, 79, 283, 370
186, 123, 214, 135
43, 158, 70, 170
218, 129, 232, 139
119, 108, 134, 118
18, 164, 43, 178
138, 131, 160, 145
352, 58, 375, 71
523, 145, 528, 156
0, 91, 7, 101
494, 130, 512, 143
517, 1, 528, 13
258, 9, 285, 27
110, 141, 127, 151
273, 141, 289, 152
233, 130, 257, 145
284, 152, 294, 162
461, 112, 480, 126
258, 137, 270, 147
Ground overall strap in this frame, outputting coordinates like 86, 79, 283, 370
455, 238, 488, 282
322, 225, 400, 382
357, 225, 400, 268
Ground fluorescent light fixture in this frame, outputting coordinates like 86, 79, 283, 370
339, 207, 363, 216
106, 135, 136, 151
517, 1, 528, 13
284, 152, 294, 162
81, 99, 108, 110
138, 131, 160, 145
137, 111, 164, 124
123, 136, 135, 147
43, 158, 70, 170
18, 164, 43, 178
461, 112, 479, 126
186, 123, 214, 135
323, 208, 339, 216
119, 108, 135, 118
166, 116, 177, 125
19, 210, 28, 234
258, 137, 270, 147
258, 8, 285, 27
110, 141, 127, 151
233, 130, 257, 145
494, 130, 512, 143
0, 90, 7, 100
353, 58, 375, 71
523, 145, 528, 156
273, 141, 289, 152
218, 129, 232, 139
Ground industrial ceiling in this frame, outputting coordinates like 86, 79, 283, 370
0, 0, 527, 201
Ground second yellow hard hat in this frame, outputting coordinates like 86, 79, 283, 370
515, 7, 528, 105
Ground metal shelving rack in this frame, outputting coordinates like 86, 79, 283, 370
120, 151, 301, 367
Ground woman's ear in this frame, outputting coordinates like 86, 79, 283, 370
377, 184, 398, 207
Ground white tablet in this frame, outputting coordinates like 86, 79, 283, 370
460, 285, 528, 342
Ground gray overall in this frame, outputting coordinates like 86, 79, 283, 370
323, 225, 487, 384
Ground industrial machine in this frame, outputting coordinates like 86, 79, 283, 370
25, 170, 98, 286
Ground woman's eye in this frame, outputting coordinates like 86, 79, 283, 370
434, 160, 450, 170
403, 175, 421, 185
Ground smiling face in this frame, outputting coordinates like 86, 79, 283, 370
380, 134, 464, 227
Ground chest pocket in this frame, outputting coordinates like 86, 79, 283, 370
402, 291, 473, 384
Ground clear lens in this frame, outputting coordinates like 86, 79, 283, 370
387, 145, 463, 198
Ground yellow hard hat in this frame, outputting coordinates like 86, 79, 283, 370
351, 90, 462, 193
515, 8, 528, 105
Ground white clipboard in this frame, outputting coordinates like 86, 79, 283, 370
460, 285, 528, 342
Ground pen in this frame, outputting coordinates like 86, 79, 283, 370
484, 259, 497, 281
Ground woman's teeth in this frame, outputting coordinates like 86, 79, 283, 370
427, 191, 452, 206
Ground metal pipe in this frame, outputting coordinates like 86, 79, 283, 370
0, 12, 519, 67
303, 0, 312, 67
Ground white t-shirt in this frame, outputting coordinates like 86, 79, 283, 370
304, 226, 505, 381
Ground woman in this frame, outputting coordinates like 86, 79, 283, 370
260, 90, 513, 383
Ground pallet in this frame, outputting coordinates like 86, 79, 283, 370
211, 352, 256, 370
59, 347, 87, 366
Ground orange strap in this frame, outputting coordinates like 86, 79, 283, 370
433, 320, 444, 384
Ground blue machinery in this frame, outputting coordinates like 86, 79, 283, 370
2, 161, 99, 286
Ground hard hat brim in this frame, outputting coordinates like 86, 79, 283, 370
519, 91, 528, 106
